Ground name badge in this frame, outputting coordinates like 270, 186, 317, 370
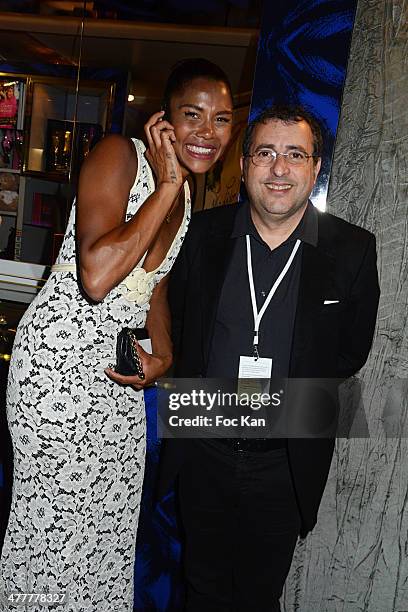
238, 355, 272, 396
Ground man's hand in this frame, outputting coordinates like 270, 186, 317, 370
104, 342, 171, 390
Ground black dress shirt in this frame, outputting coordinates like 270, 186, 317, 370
206, 200, 318, 379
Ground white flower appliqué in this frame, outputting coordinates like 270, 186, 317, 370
119, 267, 155, 305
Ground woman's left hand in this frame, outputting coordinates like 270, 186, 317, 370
144, 111, 187, 186
104, 343, 171, 390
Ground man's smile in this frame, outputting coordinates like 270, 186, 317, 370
264, 182, 293, 192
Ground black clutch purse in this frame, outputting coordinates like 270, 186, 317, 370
115, 328, 146, 378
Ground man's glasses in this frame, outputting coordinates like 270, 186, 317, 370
245, 149, 318, 167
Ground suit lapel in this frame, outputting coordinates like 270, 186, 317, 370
200, 210, 237, 370
290, 218, 336, 376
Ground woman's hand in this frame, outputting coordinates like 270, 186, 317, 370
144, 111, 186, 187
104, 342, 171, 390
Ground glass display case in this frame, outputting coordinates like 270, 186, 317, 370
25, 77, 114, 179
0, 76, 25, 173
0, 68, 124, 274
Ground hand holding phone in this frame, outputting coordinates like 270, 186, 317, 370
143, 110, 182, 187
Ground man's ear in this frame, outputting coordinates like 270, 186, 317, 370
313, 157, 322, 181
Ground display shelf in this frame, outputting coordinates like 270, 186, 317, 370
0, 63, 127, 281
0, 259, 49, 304
0, 168, 20, 174
24, 77, 114, 180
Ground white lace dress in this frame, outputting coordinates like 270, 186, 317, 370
0, 139, 190, 612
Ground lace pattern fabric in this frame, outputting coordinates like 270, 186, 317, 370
0, 138, 191, 612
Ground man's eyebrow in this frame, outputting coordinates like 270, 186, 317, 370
254, 143, 308, 152
177, 103, 233, 115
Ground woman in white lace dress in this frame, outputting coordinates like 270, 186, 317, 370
0, 59, 233, 612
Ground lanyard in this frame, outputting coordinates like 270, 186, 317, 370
246, 235, 301, 359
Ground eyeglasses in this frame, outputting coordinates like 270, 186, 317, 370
245, 149, 317, 167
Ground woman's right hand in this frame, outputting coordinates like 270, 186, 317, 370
144, 111, 184, 187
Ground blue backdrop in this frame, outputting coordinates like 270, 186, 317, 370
251, 0, 358, 209
134, 388, 184, 611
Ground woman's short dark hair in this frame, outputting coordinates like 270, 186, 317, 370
243, 105, 323, 161
162, 58, 232, 118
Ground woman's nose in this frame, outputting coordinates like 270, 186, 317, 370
196, 119, 214, 138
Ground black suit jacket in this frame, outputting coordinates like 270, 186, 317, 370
159, 202, 380, 537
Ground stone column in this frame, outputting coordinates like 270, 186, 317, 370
283, 1, 408, 610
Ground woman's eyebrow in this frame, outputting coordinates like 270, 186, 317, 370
177, 103, 203, 111
177, 103, 233, 115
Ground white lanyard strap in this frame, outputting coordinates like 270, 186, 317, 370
246, 235, 301, 358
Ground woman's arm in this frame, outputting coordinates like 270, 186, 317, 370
105, 274, 173, 389
145, 274, 173, 373
77, 113, 183, 302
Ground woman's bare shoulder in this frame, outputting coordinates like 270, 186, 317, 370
80, 134, 138, 189
88, 134, 137, 165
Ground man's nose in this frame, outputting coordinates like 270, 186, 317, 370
270, 153, 290, 176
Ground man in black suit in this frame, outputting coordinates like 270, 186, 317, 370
160, 105, 380, 612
